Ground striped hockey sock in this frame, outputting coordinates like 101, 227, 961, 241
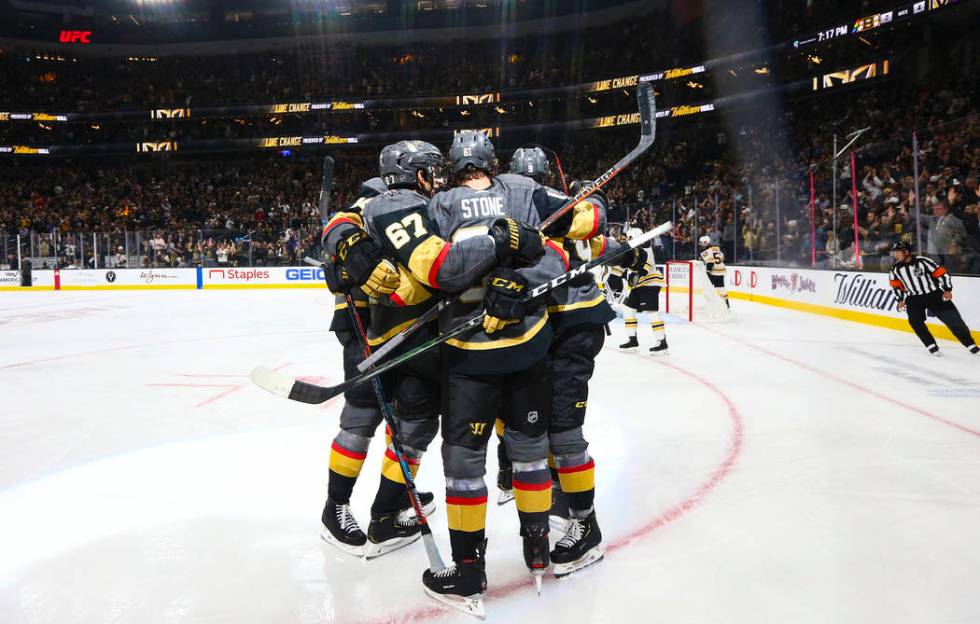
327, 430, 371, 504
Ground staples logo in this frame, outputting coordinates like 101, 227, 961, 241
59, 30, 92, 44
208, 268, 270, 282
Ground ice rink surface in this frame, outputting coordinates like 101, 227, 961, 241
1, 289, 978, 624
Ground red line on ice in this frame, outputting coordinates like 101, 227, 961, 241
702, 325, 980, 439
354, 351, 744, 624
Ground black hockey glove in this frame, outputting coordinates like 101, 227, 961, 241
336, 229, 400, 297
490, 218, 545, 266
482, 268, 528, 335
321, 255, 351, 294
616, 247, 648, 274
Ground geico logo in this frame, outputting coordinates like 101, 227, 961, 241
208, 269, 270, 280
285, 268, 325, 281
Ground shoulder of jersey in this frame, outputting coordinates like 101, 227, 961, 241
496, 173, 537, 191
361, 177, 388, 197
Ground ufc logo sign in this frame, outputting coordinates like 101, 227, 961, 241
59, 30, 92, 44
469, 422, 487, 436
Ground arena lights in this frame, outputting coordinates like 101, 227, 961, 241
5, 0, 957, 127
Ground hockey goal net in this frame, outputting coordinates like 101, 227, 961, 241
665, 260, 730, 322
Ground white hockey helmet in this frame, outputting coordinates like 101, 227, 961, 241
698, 235, 711, 247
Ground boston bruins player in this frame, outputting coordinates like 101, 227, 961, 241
416, 132, 565, 615
699, 235, 729, 308
619, 228, 669, 354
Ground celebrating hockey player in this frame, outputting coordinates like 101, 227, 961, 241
699, 235, 730, 308
618, 227, 669, 355
505, 154, 647, 577
888, 239, 979, 356
417, 132, 565, 615
318, 173, 439, 558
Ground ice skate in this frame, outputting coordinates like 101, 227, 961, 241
397, 490, 436, 523
969, 345, 978, 355
320, 498, 366, 557
364, 509, 422, 559
619, 335, 639, 349
422, 541, 487, 619
496, 467, 514, 505
649, 339, 669, 356
522, 523, 550, 595
551, 511, 604, 578
927, 344, 942, 357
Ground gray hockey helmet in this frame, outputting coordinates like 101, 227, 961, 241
448, 130, 496, 175
379, 140, 444, 189
509, 147, 550, 183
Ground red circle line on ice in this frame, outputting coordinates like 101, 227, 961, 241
356, 349, 745, 623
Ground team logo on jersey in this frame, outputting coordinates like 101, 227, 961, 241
913, 266, 925, 277
469, 422, 487, 436
527, 410, 539, 424
575, 401, 587, 409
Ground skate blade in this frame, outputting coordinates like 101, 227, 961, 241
423, 587, 487, 619
553, 546, 604, 578
398, 499, 437, 522
531, 570, 545, 596
649, 348, 670, 357
363, 532, 422, 560
319, 529, 365, 558
496, 488, 515, 506
549, 514, 569, 531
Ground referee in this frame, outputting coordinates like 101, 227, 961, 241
888, 240, 978, 356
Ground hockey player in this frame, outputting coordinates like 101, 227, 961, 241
508, 166, 645, 577
319, 164, 450, 559
618, 228, 669, 354
321, 140, 542, 561
699, 235, 729, 308
416, 132, 565, 616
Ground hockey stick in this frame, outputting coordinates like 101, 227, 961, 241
354, 294, 449, 373
250, 220, 673, 405
354, 85, 655, 373
317, 155, 335, 223
339, 288, 446, 571
537, 81, 656, 231
311, 158, 445, 571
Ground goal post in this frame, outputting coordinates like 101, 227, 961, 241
665, 260, 695, 322
665, 260, 730, 322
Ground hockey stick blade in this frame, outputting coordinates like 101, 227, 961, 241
538, 82, 656, 231
250, 221, 672, 406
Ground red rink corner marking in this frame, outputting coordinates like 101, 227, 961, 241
355, 351, 745, 624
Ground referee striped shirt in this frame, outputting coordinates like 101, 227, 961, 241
888, 256, 953, 301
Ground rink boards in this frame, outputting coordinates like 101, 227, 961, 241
4, 265, 979, 343
727, 265, 980, 344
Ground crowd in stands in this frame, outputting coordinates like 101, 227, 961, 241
2, 5, 977, 275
